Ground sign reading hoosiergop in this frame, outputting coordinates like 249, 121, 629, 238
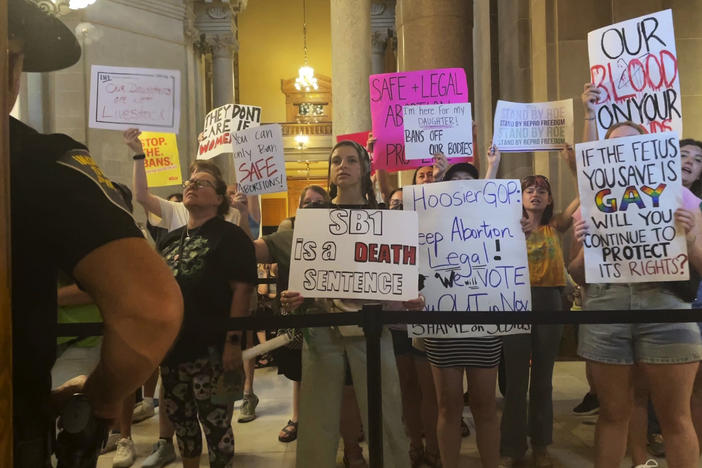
288, 209, 419, 301
403, 179, 532, 338
89, 65, 181, 133
575, 131, 688, 283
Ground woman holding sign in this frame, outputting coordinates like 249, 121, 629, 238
569, 117, 702, 468
282, 140, 424, 468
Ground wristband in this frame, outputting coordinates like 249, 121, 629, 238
132, 153, 146, 160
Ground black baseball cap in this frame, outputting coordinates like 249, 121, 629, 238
9, 0, 81, 72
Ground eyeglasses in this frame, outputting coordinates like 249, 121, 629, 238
183, 178, 216, 190
389, 199, 403, 207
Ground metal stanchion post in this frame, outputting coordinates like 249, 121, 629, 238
361, 303, 384, 468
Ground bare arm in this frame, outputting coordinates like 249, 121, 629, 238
483, 144, 501, 179
376, 169, 393, 204
75, 238, 183, 419
57, 283, 93, 307
567, 244, 586, 286
231, 192, 254, 240
582, 83, 602, 143
247, 195, 261, 225
253, 238, 273, 264
222, 280, 255, 371
123, 128, 166, 217
551, 197, 580, 232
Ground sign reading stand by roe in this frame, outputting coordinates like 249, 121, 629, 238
588, 9, 681, 137
403, 179, 532, 338
493, 100, 573, 152
403, 103, 473, 160
575, 131, 688, 283
369, 68, 471, 172
198, 104, 261, 160
89, 65, 181, 133
232, 123, 287, 196
288, 209, 419, 301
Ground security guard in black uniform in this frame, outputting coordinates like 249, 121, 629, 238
8, 1, 184, 466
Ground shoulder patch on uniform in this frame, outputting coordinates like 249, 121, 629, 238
56, 149, 131, 215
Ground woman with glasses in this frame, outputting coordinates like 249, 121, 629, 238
498, 148, 579, 468
156, 165, 258, 468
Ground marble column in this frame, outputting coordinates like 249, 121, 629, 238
330, 0, 371, 137
371, 31, 387, 75
211, 36, 236, 107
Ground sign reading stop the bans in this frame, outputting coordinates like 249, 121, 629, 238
138, 132, 182, 187
288, 209, 419, 301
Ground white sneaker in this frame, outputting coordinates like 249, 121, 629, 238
101, 432, 121, 454
112, 438, 135, 467
633, 460, 659, 468
132, 399, 155, 423
142, 439, 177, 468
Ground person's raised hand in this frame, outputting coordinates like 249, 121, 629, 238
487, 144, 501, 168
403, 295, 426, 311
520, 216, 533, 237
432, 152, 449, 181
366, 132, 376, 154
231, 191, 249, 213
123, 128, 144, 155
560, 143, 576, 173
582, 83, 604, 119
675, 208, 697, 245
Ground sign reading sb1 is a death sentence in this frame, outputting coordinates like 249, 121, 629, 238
403, 180, 532, 338
576, 131, 687, 283
369, 68, 470, 172
588, 9, 681, 137
232, 123, 287, 196
288, 209, 419, 301
403, 103, 473, 160
138, 132, 182, 187
198, 104, 261, 160
493, 99, 573, 152
89, 65, 181, 133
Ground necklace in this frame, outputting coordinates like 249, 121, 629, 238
185, 225, 200, 239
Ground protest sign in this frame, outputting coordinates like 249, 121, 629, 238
403, 180, 531, 338
197, 104, 261, 160
588, 9, 681, 137
138, 132, 182, 187
493, 100, 573, 152
89, 65, 180, 133
232, 123, 287, 196
369, 68, 471, 172
336, 131, 370, 147
575, 131, 688, 282
402, 103, 473, 160
288, 209, 419, 301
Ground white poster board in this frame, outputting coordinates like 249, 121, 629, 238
403, 180, 532, 338
588, 9, 681, 137
575, 131, 688, 283
232, 123, 287, 195
89, 65, 180, 133
288, 209, 419, 301
197, 104, 262, 160
493, 99, 574, 152
402, 103, 473, 160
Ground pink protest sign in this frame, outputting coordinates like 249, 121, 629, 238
369, 68, 470, 172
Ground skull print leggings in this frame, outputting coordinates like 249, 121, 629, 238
161, 353, 235, 467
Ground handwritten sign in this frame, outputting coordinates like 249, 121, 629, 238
198, 104, 261, 160
89, 65, 180, 133
588, 9, 681, 137
288, 209, 419, 301
403, 179, 532, 338
369, 68, 471, 172
232, 123, 287, 195
138, 132, 182, 187
493, 100, 573, 152
576, 131, 688, 282
402, 103, 473, 160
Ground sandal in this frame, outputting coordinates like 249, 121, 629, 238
425, 448, 442, 468
409, 444, 425, 468
343, 454, 369, 468
256, 353, 273, 368
278, 420, 298, 442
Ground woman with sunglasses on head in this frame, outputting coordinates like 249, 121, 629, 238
281, 140, 425, 467
498, 146, 579, 468
569, 105, 702, 467
156, 164, 258, 468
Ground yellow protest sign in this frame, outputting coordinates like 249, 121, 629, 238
138, 132, 182, 187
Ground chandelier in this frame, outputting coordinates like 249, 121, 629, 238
294, 0, 318, 92
32, 0, 97, 15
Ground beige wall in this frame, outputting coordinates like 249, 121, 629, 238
238, 0, 332, 123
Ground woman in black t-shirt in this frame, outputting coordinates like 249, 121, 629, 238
157, 162, 257, 468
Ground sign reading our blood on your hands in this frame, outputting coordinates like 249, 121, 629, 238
588, 9, 681, 138
138, 132, 182, 187
369, 68, 472, 172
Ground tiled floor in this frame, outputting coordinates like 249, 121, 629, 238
96, 361, 678, 467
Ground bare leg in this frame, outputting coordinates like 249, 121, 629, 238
395, 353, 423, 449
292, 380, 300, 422
589, 361, 634, 468
415, 356, 439, 454
159, 384, 175, 438
244, 330, 255, 394
120, 393, 135, 438
143, 368, 159, 398
586, 360, 596, 395
628, 366, 649, 465
431, 365, 463, 468
691, 365, 702, 451
466, 367, 499, 468
642, 362, 699, 468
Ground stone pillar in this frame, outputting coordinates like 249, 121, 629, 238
330, 0, 371, 137
211, 36, 236, 107
371, 31, 387, 75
